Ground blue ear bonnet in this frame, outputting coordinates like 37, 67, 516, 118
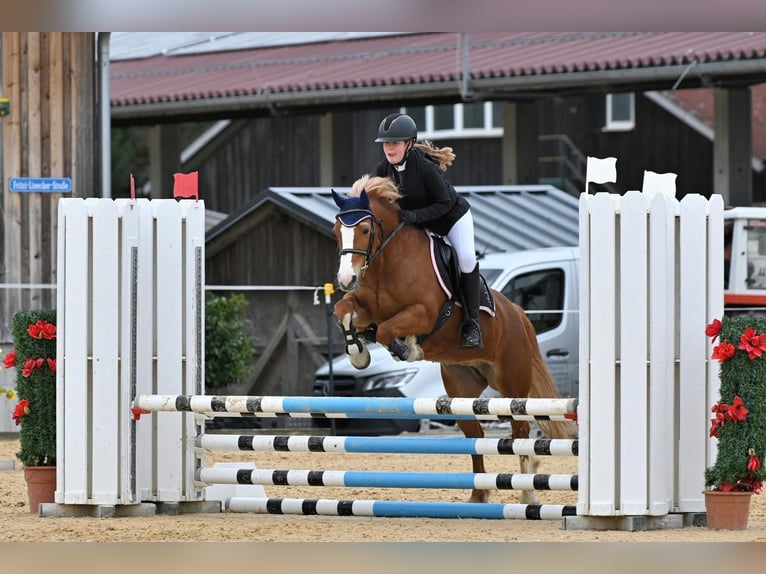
332, 188, 372, 226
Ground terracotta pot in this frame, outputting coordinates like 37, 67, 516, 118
23, 466, 56, 514
704, 489, 753, 530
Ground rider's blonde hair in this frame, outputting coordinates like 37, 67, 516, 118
414, 140, 455, 172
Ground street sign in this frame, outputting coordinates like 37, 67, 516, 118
8, 177, 72, 193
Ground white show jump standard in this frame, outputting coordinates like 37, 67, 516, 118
133, 395, 579, 421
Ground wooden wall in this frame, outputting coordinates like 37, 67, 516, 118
0, 32, 96, 341
206, 201, 342, 398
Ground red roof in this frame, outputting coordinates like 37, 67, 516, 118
111, 32, 766, 108
110, 31, 766, 161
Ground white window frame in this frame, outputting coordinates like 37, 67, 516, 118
404, 102, 503, 140
603, 93, 635, 132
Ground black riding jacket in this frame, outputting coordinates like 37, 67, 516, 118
375, 148, 469, 237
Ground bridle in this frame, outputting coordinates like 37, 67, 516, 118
335, 207, 406, 272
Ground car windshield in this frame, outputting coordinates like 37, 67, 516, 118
481, 268, 503, 286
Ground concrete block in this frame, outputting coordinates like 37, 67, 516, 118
562, 513, 685, 531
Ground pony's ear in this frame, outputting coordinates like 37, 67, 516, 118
331, 188, 345, 208
359, 188, 369, 209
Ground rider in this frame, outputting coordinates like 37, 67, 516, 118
373, 112, 484, 350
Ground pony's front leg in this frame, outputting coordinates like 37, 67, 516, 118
375, 304, 428, 362
334, 294, 371, 369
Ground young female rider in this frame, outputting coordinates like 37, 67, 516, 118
373, 112, 483, 350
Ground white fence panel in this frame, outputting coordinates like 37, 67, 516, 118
706, 195, 725, 481
86, 199, 122, 504
134, 199, 159, 501
618, 191, 649, 515
181, 200, 207, 501
583, 192, 618, 515
677, 195, 717, 512
647, 192, 677, 515
153, 200, 186, 502
115, 199, 141, 503
57, 199, 90, 504
576, 192, 592, 516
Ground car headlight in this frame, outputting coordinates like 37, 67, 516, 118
361, 369, 419, 392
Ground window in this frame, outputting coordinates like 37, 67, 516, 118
604, 93, 635, 131
745, 221, 766, 289
501, 268, 565, 334
403, 102, 503, 139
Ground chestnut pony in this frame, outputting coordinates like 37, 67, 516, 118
331, 175, 578, 504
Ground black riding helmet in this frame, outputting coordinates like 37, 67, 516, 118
374, 113, 417, 143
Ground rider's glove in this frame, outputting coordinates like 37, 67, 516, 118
400, 210, 417, 225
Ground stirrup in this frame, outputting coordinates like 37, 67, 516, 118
459, 321, 484, 350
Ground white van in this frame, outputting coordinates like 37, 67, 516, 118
312, 245, 580, 435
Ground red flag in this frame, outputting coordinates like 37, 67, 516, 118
129, 173, 136, 200
173, 171, 199, 201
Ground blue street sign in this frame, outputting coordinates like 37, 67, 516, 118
9, 177, 72, 193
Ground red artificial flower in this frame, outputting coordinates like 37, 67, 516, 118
46, 357, 56, 373
27, 319, 56, 340
3, 349, 15, 368
748, 449, 761, 472
718, 481, 738, 492
729, 396, 749, 422
711, 341, 736, 363
738, 327, 766, 359
709, 397, 750, 437
12, 399, 30, 425
709, 417, 721, 438
21, 357, 44, 378
705, 318, 723, 342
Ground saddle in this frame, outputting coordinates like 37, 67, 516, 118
359, 232, 496, 358
427, 231, 496, 318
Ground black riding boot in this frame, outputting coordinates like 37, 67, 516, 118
459, 263, 484, 350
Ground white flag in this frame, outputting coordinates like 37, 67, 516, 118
585, 156, 617, 188
641, 170, 677, 198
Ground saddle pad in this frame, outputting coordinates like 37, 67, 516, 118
427, 232, 496, 317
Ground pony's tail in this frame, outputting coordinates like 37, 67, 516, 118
521, 312, 579, 439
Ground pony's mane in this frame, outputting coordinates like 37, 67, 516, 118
350, 174, 401, 203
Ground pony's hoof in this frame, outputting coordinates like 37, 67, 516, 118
349, 348, 371, 369
408, 346, 424, 361
388, 338, 410, 361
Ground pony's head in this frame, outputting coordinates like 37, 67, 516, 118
332, 175, 402, 291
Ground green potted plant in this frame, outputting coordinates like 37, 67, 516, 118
704, 315, 766, 529
5, 309, 57, 513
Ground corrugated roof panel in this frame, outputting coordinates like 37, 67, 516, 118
208, 184, 579, 255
